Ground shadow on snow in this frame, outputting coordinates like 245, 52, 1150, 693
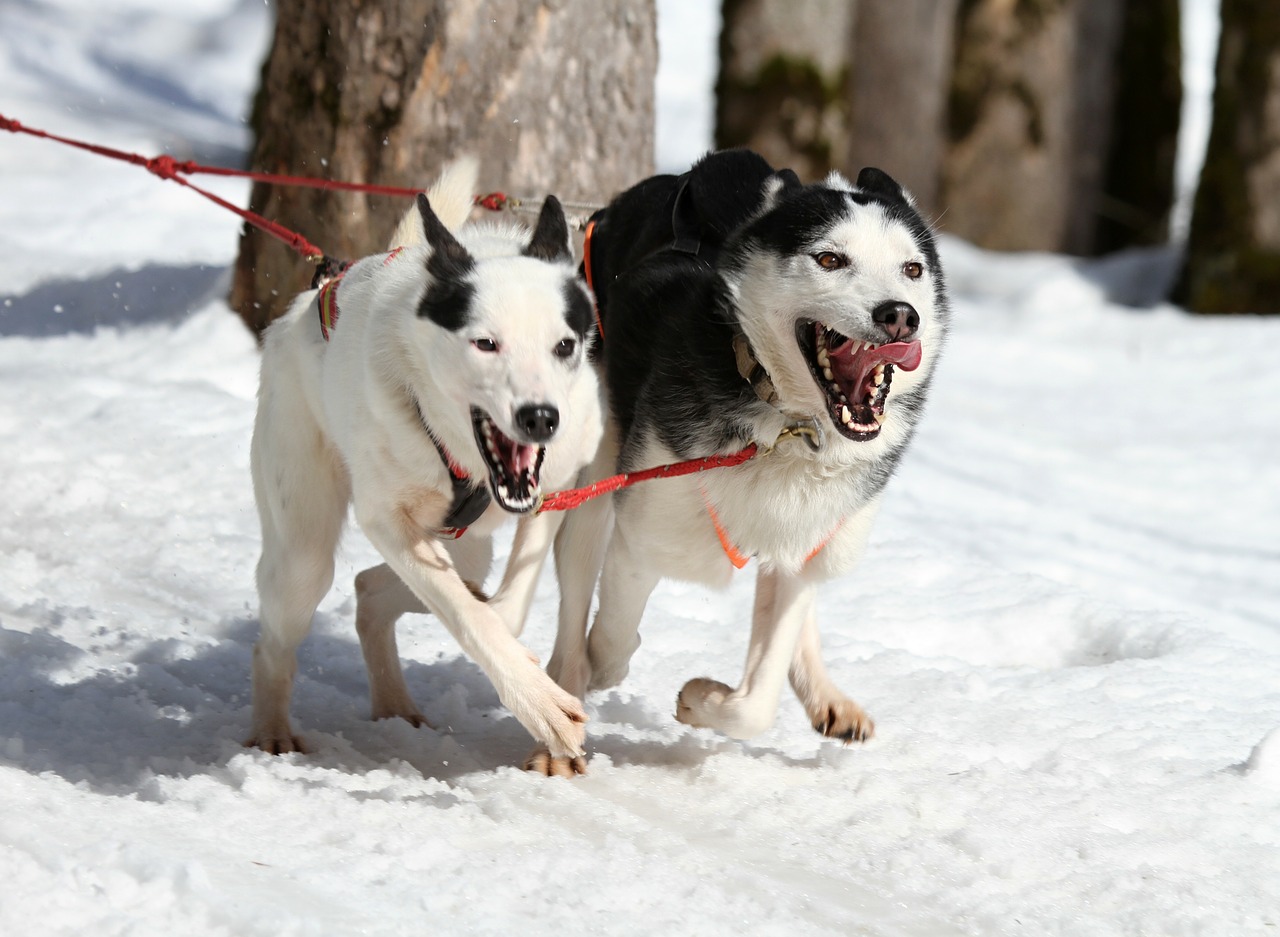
0, 263, 230, 336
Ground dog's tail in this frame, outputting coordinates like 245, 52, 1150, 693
388, 156, 480, 248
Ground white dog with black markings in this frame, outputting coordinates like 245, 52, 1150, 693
247, 158, 602, 763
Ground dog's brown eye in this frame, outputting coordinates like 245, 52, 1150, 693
814, 251, 848, 270
903, 261, 924, 279
554, 338, 577, 359
472, 338, 499, 353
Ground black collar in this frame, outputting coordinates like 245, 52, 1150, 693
413, 399, 492, 532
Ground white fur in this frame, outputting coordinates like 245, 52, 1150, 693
247, 159, 603, 759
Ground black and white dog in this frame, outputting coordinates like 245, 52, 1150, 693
248, 159, 602, 762
534, 149, 947, 775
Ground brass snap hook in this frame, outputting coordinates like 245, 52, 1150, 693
775, 417, 824, 452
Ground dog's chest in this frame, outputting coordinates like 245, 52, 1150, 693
621, 445, 882, 580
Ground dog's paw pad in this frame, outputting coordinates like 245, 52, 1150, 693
813, 701, 875, 744
523, 747, 588, 778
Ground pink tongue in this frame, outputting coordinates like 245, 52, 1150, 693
511, 443, 539, 476
875, 341, 923, 372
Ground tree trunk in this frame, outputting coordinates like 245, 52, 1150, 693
940, 0, 1125, 254
843, 0, 960, 220
715, 0, 853, 182
231, 0, 657, 336
1093, 0, 1182, 253
1174, 0, 1280, 313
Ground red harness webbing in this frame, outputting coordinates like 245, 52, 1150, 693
537, 445, 759, 514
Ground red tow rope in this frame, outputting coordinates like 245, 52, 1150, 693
0, 113, 331, 261
0, 112, 518, 263
538, 444, 759, 513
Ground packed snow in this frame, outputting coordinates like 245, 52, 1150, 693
1, 1, 1276, 935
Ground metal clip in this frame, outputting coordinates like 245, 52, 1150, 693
774, 417, 824, 452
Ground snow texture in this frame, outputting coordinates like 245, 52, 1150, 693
1, 1, 1277, 935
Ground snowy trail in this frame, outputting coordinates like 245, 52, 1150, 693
3, 0, 1279, 934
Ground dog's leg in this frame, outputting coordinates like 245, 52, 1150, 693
788, 613, 874, 743
526, 494, 615, 777
353, 563, 432, 726
489, 511, 565, 638
675, 568, 811, 739
249, 459, 349, 755
360, 518, 588, 762
585, 527, 660, 692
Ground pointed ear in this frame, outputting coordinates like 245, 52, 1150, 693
523, 195, 572, 262
856, 167, 907, 203
417, 192, 474, 274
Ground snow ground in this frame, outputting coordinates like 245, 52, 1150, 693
1, 1, 1277, 935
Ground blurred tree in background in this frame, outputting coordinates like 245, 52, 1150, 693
846, 0, 960, 223
1095, 0, 1184, 253
719, 0, 1183, 259
231, 0, 656, 336
716, 0, 852, 183
1175, 0, 1280, 314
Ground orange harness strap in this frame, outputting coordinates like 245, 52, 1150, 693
699, 488, 844, 570
582, 218, 605, 341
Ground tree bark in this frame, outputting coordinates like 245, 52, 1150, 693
843, 0, 960, 220
1093, 0, 1182, 253
1174, 0, 1280, 313
715, 0, 853, 182
940, 0, 1125, 254
231, 0, 657, 336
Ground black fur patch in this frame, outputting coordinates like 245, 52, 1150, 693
562, 280, 595, 338
418, 276, 475, 330
415, 191, 477, 330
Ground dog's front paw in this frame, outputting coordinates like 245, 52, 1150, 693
244, 732, 309, 755
674, 677, 733, 728
812, 699, 875, 744
523, 746, 588, 778
503, 672, 588, 759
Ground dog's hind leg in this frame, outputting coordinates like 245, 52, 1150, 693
788, 614, 874, 744
352, 535, 491, 726
585, 527, 660, 693
675, 568, 811, 739
545, 493, 613, 698
249, 452, 349, 754
354, 564, 432, 726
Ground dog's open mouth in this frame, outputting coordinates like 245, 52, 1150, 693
797, 321, 922, 441
470, 407, 545, 513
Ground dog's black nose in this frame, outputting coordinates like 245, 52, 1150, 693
515, 404, 559, 442
871, 301, 920, 342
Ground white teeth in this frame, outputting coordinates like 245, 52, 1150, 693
817, 345, 830, 366
873, 367, 885, 386
823, 367, 834, 381
840, 405, 851, 424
